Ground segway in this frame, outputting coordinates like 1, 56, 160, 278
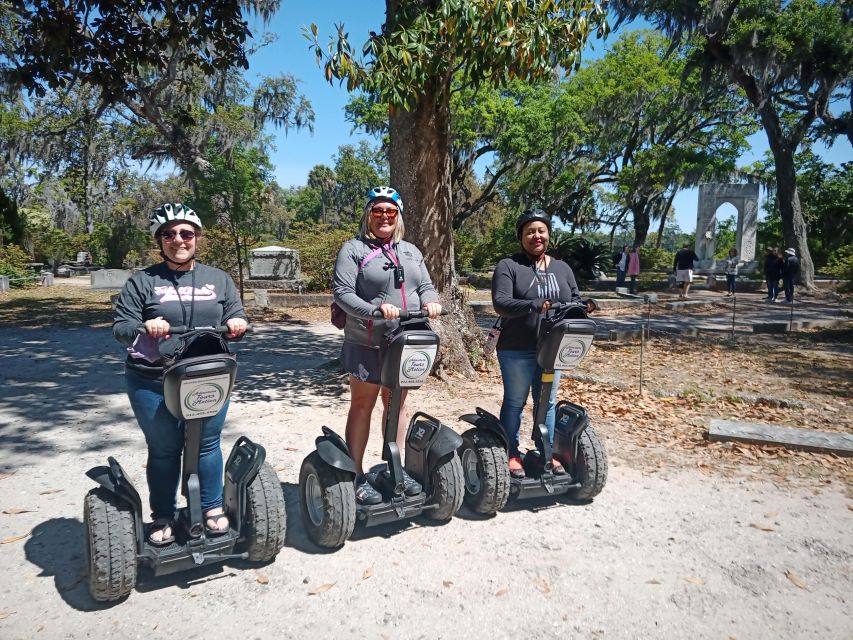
83, 326, 286, 602
299, 309, 464, 549
459, 302, 607, 514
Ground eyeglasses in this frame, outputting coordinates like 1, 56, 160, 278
370, 207, 399, 219
159, 229, 197, 241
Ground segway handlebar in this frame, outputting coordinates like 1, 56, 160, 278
136, 324, 253, 336
370, 308, 449, 320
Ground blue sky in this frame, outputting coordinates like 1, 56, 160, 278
246, 2, 851, 234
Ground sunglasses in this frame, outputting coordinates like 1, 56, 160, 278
159, 229, 197, 241
370, 207, 399, 219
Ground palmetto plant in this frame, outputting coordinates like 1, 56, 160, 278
549, 230, 611, 284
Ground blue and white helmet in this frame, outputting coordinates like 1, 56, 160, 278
149, 203, 203, 237
366, 186, 404, 214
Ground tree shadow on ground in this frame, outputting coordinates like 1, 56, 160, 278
0, 324, 345, 471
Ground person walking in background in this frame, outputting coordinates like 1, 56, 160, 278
782, 247, 800, 303
763, 247, 784, 302
673, 242, 699, 299
614, 245, 629, 290
627, 246, 641, 294
724, 247, 739, 296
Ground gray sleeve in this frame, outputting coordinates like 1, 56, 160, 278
333, 241, 378, 317
220, 271, 248, 323
409, 243, 438, 306
112, 272, 148, 347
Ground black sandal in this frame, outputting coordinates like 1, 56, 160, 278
147, 518, 175, 546
508, 456, 526, 479
204, 511, 230, 536
551, 458, 567, 476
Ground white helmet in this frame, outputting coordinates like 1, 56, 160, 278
366, 186, 404, 214
149, 203, 203, 237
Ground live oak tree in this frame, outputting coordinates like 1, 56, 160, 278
309, 0, 608, 374
612, 0, 853, 289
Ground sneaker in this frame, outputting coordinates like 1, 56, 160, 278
402, 469, 422, 496
355, 476, 383, 505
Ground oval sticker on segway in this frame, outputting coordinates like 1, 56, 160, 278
180, 373, 231, 418
399, 345, 437, 387
555, 335, 593, 370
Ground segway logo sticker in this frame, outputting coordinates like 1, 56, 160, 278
399, 345, 437, 386
184, 383, 224, 412
555, 335, 594, 370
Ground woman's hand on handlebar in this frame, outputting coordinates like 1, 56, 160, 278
422, 302, 442, 319
144, 317, 171, 339
379, 303, 401, 320
226, 317, 248, 339
540, 299, 552, 315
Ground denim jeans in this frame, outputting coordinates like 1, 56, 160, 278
496, 349, 561, 456
615, 268, 626, 288
783, 276, 795, 302
766, 278, 779, 300
125, 368, 228, 519
726, 274, 736, 294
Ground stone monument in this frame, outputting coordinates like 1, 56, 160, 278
246, 246, 303, 291
695, 183, 759, 269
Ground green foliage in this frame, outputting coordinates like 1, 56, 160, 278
823, 245, 853, 281
196, 227, 239, 283
466, 211, 520, 270
639, 246, 674, 271
0, 244, 33, 288
31, 225, 72, 270
453, 229, 479, 272
548, 232, 611, 283
286, 221, 358, 291
713, 218, 737, 259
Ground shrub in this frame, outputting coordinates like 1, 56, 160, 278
0, 244, 34, 288
549, 232, 611, 284
639, 246, 675, 271
823, 245, 853, 281
286, 221, 358, 291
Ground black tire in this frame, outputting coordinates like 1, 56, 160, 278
425, 452, 464, 521
243, 461, 286, 562
83, 488, 137, 602
460, 429, 510, 514
299, 451, 355, 549
566, 425, 608, 501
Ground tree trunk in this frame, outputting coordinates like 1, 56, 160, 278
760, 110, 816, 290
631, 197, 651, 247
388, 75, 476, 378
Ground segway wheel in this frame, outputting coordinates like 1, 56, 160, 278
424, 452, 464, 521
83, 488, 137, 602
566, 425, 608, 502
299, 452, 355, 549
244, 461, 287, 562
460, 428, 510, 514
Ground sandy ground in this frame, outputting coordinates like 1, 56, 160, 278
0, 321, 851, 639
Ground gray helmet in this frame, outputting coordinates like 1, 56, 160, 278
149, 203, 203, 238
516, 209, 551, 238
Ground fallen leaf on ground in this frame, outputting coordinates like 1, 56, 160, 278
39, 489, 63, 495
495, 587, 509, 597
684, 576, 705, 585
362, 565, 374, 580
646, 579, 661, 584
308, 582, 335, 595
1, 532, 31, 544
0, 472, 15, 481
533, 577, 551, 594
2, 507, 35, 515
255, 571, 269, 585
764, 510, 780, 518
749, 523, 776, 532
441, 580, 452, 588
285, 447, 299, 452
0, 611, 13, 620
273, 465, 285, 472
847, 504, 853, 512
785, 569, 807, 589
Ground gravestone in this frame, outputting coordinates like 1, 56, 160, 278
695, 183, 759, 268
0, 275, 8, 293
91, 269, 132, 289
246, 246, 303, 291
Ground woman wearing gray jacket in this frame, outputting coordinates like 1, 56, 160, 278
332, 187, 442, 504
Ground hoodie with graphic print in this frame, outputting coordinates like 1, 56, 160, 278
113, 262, 247, 377
492, 253, 582, 352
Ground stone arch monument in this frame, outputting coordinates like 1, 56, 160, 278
695, 183, 759, 267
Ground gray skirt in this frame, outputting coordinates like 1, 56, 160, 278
341, 341, 385, 385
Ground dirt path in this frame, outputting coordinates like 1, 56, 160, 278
0, 322, 851, 639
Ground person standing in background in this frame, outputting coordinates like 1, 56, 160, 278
627, 246, 641, 294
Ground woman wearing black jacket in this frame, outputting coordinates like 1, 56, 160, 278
763, 247, 784, 302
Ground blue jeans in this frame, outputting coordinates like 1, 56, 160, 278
766, 278, 779, 300
726, 274, 736, 294
125, 368, 228, 519
615, 269, 626, 288
783, 276, 795, 302
496, 350, 561, 456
